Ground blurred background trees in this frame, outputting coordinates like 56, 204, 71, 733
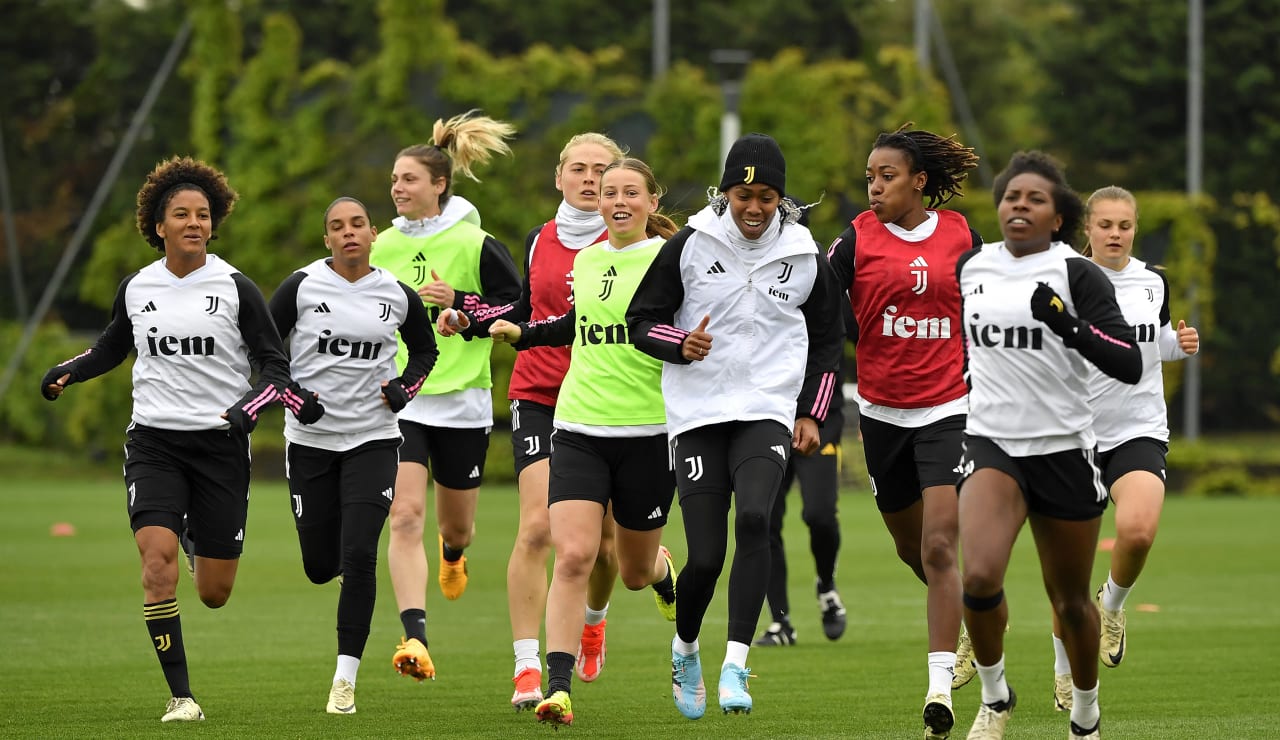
2, 0, 1278, 449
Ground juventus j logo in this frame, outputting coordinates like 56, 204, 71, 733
776, 261, 793, 284
205, 296, 220, 314
524, 436, 541, 456
378, 302, 392, 321
1145, 287, 1155, 302
909, 256, 929, 295
685, 455, 704, 481
414, 265, 427, 284
599, 266, 617, 301
743, 166, 756, 184
292, 494, 303, 519
154, 634, 172, 652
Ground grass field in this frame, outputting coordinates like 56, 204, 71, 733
2, 463, 1279, 738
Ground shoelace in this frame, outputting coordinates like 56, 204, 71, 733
1102, 612, 1124, 641
727, 666, 755, 692
673, 654, 698, 682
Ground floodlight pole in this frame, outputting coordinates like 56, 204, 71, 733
1183, 0, 1202, 441
652, 0, 669, 79
711, 50, 751, 169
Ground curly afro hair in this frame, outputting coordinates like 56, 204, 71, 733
992, 150, 1084, 246
135, 156, 238, 252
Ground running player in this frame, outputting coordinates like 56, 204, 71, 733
628, 133, 845, 719
271, 196, 438, 714
956, 151, 1141, 740
826, 124, 981, 739
40, 156, 290, 723
372, 111, 522, 680
1049, 185, 1198, 711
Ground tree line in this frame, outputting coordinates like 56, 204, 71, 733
2, 0, 1278, 450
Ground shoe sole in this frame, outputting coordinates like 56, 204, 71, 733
923, 700, 954, 739
513, 696, 541, 712
394, 659, 435, 681
535, 707, 572, 725
721, 705, 751, 715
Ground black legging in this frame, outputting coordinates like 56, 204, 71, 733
674, 422, 788, 645
763, 448, 841, 621
297, 501, 388, 659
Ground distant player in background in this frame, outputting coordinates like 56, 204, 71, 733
40, 156, 290, 723
1049, 186, 1199, 712
270, 196, 437, 714
628, 133, 845, 719
372, 111, 522, 681
955, 151, 1141, 740
826, 125, 980, 740
438, 133, 627, 708
755, 204, 853, 649
486, 158, 680, 728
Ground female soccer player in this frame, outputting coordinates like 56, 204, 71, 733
40, 156, 290, 723
955, 151, 1141, 740
826, 124, 981, 739
627, 133, 845, 719
270, 196, 438, 714
485, 158, 679, 727
371, 111, 522, 681
437, 133, 636, 708
1049, 186, 1199, 712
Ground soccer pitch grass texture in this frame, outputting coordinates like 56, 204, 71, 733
2, 476, 1277, 738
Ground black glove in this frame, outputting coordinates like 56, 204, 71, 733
223, 406, 258, 435
281, 382, 325, 424
382, 378, 412, 413
40, 365, 73, 401
224, 383, 280, 435
1030, 282, 1080, 341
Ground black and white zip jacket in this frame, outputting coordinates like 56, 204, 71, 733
627, 204, 844, 438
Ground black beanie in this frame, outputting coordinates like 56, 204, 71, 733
719, 133, 786, 196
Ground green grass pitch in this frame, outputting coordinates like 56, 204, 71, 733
2, 470, 1277, 738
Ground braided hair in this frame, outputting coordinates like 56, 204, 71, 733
135, 156, 238, 252
872, 123, 979, 209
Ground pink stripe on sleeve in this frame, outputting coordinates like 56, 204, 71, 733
647, 325, 688, 344
809, 372, 836, 421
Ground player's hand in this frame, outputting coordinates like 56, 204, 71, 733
381, 378, 412, 412
489, 320, 522, 344
282, 382, 325, 424
1030, 282, 1078, 339
418, 269, 456, 308
792, 417, 820, 456
682, 314, 713, 361
1176, 319, 1199, 355
222, 407, 258, 435
40, 369, 71, 401
437, 308, 471, 337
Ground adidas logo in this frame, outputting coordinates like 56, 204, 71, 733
910, 256, 929, 268
313, 303, 331, 313
706, 261, 726, 275
468, 465, 480, 479
771, 444, 787, 458
380, 487, 393, 501
141, 301, 157, 313
234, 529, 244, 542
647, 506, 663, 520
603, 265, 617, 277
413, 252, 427, 263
